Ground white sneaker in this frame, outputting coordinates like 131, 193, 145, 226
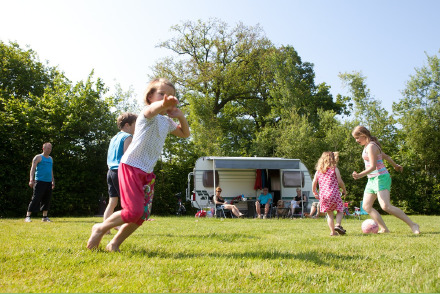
257, 214, 261, 219
25, 216, 31, 222
42, 217, 52, 222
263, 215, 267, 219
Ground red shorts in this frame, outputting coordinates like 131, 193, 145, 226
118, 163, 156, 226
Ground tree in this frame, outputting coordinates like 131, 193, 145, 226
393, 51, 440, 213
0, 41, 117, 216
153, 19, 345, 157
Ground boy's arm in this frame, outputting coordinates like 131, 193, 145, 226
123, 136, 133, 153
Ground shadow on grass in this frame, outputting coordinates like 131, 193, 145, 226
145, 232, 258, 242
123, 247, 360, 269
54, 219, 97, 224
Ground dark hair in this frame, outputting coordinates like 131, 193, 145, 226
117, 112, 138, 130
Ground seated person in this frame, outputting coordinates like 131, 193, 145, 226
306, 201, 324, 218
213, 187, 244, 218
255, 187, 272, 219
290, 188, 308, 216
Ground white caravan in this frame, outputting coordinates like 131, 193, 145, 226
186, 157, 313, 217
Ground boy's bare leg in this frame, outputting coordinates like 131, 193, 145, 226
106, 222, 140, 252
103, 197, 118, 221
87, 211, 124, 249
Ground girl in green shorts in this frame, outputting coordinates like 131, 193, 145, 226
351, 126, 420, 234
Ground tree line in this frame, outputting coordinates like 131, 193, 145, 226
1, 19, 439, 217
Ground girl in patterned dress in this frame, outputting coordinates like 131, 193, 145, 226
312, 151, 347, 236
87, 78, 190, 251
351, 126, 420, 234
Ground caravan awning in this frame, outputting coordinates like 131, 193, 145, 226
212, 158, 300, 169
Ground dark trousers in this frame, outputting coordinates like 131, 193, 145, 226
28, 181, 52, 213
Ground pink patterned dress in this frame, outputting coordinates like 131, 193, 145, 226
316, 167, 343, 212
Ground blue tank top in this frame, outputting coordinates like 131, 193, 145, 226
107, 131, 132, 170
35, 155, 53, 182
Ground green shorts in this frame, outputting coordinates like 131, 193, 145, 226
364, 173, 391, 194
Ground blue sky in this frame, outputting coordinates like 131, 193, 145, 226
1, 0, 439, 113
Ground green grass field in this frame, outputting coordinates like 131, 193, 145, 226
1, 215, 439, 293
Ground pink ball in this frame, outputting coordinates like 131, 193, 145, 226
362, 219, 379, 234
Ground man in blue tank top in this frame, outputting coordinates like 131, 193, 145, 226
25, 142, 54, 222
103, 113, 137, 228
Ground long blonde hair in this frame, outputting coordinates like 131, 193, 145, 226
352, 125, 381, 149
315, 151, 337, 173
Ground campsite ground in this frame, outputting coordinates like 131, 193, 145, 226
1, 215, 439, 293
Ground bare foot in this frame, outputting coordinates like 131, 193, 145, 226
87, 224, 105, 250
105, 242, 121, 252
411, 223, 420, 234
378, 229, 390, 234
330, 232, 338, 236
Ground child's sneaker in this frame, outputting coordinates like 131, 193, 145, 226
24, 216, 31, 222
42, 217, 52, 222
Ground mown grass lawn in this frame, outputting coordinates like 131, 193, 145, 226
1, 215, 439, 293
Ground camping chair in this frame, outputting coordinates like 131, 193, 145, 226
215, 205, 233, 218
257, 200, 273, 218
353, 201, 369, 220
209, 194, 233, 218
290, 193, 308, 218
343, 202, 357, 219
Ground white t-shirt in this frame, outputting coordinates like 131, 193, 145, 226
121, 107, 178, 173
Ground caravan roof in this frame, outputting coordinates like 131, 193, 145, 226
199, 156, 300, 170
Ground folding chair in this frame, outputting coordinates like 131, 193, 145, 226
353, 201, 369, 220
343, 202, 357, 219
290, 199, 307, 218
209, 194, 233, 218
215, 204, 234, 218
257, 202, 273, 218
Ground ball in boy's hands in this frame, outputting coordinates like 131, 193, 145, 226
362, 219, 379, 234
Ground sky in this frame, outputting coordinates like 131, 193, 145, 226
1, 0, 439, 113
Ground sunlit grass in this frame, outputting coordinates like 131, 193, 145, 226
1, 215, 439, 292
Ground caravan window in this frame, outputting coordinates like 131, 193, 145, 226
203, 170, 219, 187
283, 171, 304, 187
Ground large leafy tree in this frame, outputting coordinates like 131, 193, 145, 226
153, 19, 273, 156
152, 19, 345, 157
0, 41, 117, 216
393, 51, 440, 213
